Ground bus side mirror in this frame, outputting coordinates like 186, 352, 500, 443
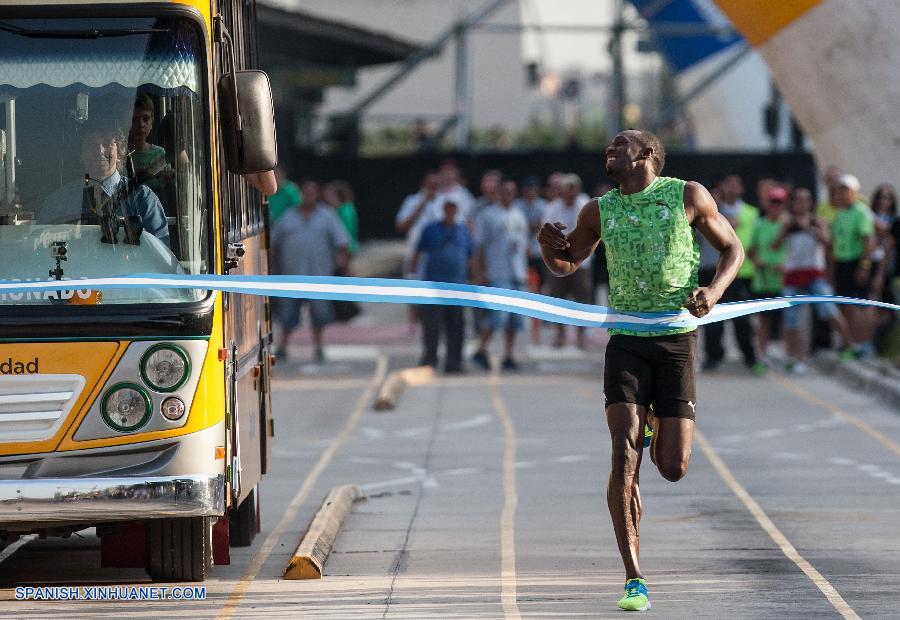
218, 70, 277, 175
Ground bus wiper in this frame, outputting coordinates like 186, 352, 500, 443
0, 21, 167, 39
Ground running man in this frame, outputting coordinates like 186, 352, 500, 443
538, 130, 744, 611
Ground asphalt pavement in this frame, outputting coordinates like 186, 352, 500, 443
1, 316, 898, 619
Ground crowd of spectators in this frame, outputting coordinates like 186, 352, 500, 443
268, 160, 899, 373
396, 161, 608, 372
269, 170, 359, 363
706, 169, 899, 374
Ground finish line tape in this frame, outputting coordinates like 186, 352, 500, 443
1, 273, 897, 333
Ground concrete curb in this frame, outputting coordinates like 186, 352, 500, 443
374, 365, 435, 411
284, 484, 364, 580
812, 352, 900, 410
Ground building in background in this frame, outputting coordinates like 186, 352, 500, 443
255, 3, 421, 155
256, 0, 799, 155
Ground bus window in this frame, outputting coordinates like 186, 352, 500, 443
0, 16, 209, 304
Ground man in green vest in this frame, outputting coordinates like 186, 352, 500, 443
538, 130, 744, 612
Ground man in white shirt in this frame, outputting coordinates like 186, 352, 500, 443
396, 171, 444, 278
437, 159, 474, 220
542, 173, 593, 348
471, 180, 529, 371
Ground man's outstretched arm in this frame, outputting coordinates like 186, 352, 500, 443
538, 201, 601, 277
684, 181, 743, 317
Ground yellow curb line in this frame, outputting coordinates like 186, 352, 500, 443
771, 374, 900, 458
489, 366, 521, 620
695, 430, 860, 620
215, 355, 387, 620
284, 484, 364, 579
374, 365, 435, 410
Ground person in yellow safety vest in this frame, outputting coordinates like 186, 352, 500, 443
701, 173, 765, 374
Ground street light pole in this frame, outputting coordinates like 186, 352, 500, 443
610, 0, 627, 133
454, 23, 471, 149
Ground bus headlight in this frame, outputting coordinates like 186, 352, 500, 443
141, 344, 190, 392
101, 383, 151, 432
161, 397, 186, 421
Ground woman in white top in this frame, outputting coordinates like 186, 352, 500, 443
773, 187, 854, 372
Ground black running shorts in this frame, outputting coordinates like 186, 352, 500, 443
604, 330, 698, 419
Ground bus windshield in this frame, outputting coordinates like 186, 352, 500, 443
0, 16, 208, 305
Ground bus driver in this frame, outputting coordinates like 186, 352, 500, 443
40, 120, 170, 247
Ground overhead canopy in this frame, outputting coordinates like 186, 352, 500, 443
256, 5, 423, 73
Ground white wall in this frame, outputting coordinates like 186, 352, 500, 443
266, 0, 532, 133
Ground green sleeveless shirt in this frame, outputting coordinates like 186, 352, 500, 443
599, 176, 699, 337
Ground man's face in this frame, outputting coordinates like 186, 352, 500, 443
523, 184, 539, 200
604, 131, 643, 177
721, 175, 743, 199
756, 179, 776, 209
443, 201, 458, 223
439, 163, 459, 187
500, 181, 517, 206
792, 189, 813, 215
834, 185, 856, 208
80, 131, 120, 180
301, 181, 319, 205
481, 174, 500, 197
561, 183, 580, 203
423, 173, 439, 193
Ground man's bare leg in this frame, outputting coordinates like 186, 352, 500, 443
606, 402, 648, 580
649, 413, 694, 483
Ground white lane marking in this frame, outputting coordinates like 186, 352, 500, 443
0, 534, 36, 565
869, 471, 893, 478
857, 464, 881, 472
774, 452, 807, 461
360, 475, 426, 491
550, 454, 590, 464
441, 413, 493, 432
217, 354, 388, 620
345, 455, 382, 465
360, 427, 386, 439
394, 427, 429, 439
829, 457, 855, 466
756, 428, 782, 438
363, 415, 493, 441
696, 430, 860, 620
514, 461, 536, 469
887, 479, 900, 485
443, 467, 482, 476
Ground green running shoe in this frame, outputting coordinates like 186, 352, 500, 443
617, 578, 650, 611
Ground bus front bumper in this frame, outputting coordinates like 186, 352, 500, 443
0, 474, 224, 525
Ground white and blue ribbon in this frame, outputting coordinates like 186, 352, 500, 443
1, 274, 897, 333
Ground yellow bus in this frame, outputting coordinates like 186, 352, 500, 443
0, 0, 277, 581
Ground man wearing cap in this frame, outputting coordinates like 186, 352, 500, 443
410, 198, 473, 372
748, 185, 790, 361
831, 173, 876, 356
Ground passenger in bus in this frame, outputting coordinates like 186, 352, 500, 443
39, 120, 170, 247
129, 94, 170, 189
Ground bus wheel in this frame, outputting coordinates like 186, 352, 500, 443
146, 516, 213, 582
229, 485, 258, 547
